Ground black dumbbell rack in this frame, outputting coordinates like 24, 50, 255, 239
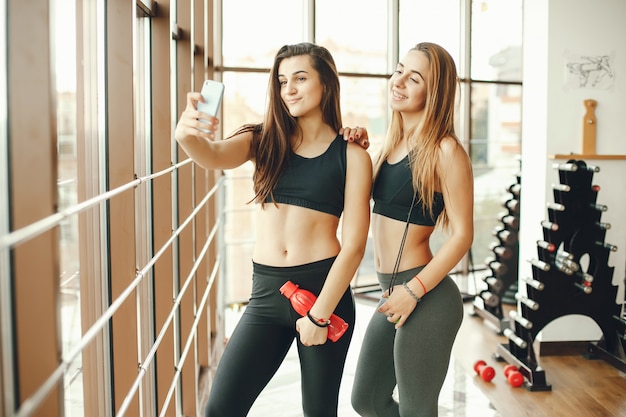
473, 173, 521, 333
495, 159, 625, 391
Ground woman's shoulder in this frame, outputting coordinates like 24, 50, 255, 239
346, 140, 372, 161
346, 141, 373, 177
436, 135, 473, 181
437, 135, 468, 160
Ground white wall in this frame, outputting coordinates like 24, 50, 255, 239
519, 0, 626, 341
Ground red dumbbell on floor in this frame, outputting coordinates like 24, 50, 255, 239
504, 364, 524, 387
473, 360, 495, 382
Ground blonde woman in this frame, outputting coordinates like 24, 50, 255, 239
349, 42, 474, 417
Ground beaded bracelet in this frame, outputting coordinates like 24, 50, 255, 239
413, 275, 428, 295
402, 282, 422, 303
307, 311, 331, 328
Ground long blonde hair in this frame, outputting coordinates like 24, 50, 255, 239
374, 42, 460, 229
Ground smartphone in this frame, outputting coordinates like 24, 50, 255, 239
197, 79, 225, 118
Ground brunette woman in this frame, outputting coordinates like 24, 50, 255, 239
174, 42, 372, 417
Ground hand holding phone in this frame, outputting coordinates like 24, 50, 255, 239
197, 80, 224, 132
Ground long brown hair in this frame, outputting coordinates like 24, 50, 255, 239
226, 43, 342, 204
374, 42, 460, 229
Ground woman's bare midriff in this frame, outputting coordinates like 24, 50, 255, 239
253, 203, 341, 267
372, 213, 434, 273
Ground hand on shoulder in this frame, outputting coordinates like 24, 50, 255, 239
340, 126, 369, 150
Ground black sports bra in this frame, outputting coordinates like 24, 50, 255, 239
265, 135, 346, 217
372, 155, 444, 226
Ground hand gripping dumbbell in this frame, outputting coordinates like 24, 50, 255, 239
503, 364, 524, 387
473, 360, 495, 382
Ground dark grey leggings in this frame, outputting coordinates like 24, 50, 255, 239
205, 257, 355, 417
351, 265, 463, 417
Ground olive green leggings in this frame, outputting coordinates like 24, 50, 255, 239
351, 265, 463, 417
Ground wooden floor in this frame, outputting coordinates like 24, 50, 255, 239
456, 302, 626, 417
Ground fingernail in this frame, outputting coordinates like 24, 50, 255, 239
363, 140, 369, 146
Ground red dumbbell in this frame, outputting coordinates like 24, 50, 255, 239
504, 364, 524, 387
473, 360, 495, 382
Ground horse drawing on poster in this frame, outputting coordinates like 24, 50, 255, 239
566, 54, 614, 89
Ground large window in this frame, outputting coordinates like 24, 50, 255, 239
54, 0, 82, 414
399, 0, 461, 59
468, 0, 523, 268
219, 0, 523, 302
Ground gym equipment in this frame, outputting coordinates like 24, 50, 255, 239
495, 159, 625, 391
473, 359, 495, 382
504, 364, 524, 387
473, 158, 521, 332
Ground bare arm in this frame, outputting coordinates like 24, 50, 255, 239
379, 137, 474, 328
296, 143, 373, 344
311, 143, 373, 317
417, 137, 474, 288
174, 92, 253, 170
